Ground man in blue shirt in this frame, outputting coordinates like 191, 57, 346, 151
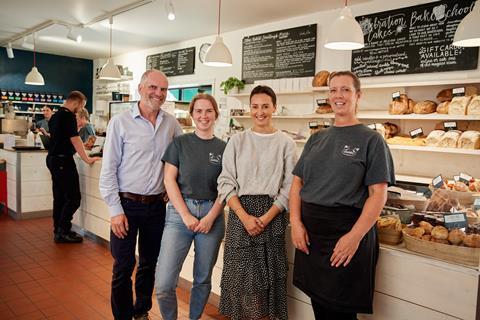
99, 69, 182, 320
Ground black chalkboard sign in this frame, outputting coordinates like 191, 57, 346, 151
146, 47, 195, 77
242, 24, 317, 84
351, 0, 478, 77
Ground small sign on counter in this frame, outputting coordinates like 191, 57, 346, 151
444, 213, 468, 229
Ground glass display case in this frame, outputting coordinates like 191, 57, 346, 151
108, 101, 137, 120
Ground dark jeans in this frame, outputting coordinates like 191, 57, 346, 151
46, 155, 81, 234
110, 198, 166, 320
311, 299, 358, 320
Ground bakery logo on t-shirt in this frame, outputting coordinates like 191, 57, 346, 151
341, 145, 360, 157
209, 153, 222, 165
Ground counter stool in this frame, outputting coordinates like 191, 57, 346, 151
0, 159, 7, 215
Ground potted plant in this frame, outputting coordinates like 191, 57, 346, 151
220, 77, 245, 95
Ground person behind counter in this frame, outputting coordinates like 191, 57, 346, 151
36, 105, 53, 133
76, 107, 95, 142
99, 69, 182, 320
217, 85, 297, 320
46, 91, 101, 244
289, 71, 395, 319
154, 93, 226, 320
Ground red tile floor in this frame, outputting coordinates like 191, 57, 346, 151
0, 214, 225, 319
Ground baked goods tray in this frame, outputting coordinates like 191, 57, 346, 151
402, 229, 480, 266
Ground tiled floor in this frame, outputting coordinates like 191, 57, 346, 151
0, 213, 225, 320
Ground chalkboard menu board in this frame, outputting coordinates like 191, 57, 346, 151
242, 24, 317, 84
146, 47, 195, 77
351, 0, 478, 77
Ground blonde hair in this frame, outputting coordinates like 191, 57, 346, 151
77, 107, 90, 120
189, 93, 219, 119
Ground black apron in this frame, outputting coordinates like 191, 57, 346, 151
293, 201, 378, 314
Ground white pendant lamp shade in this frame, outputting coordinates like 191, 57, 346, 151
204, 0, 232, 67
324, 6, 364, 50
99, 59, 122, 80
204, 36, 232, 67
99, 17, 121, 80
453, 1, 480, 47
25, 33, 45, 85
25, 67, 45, 85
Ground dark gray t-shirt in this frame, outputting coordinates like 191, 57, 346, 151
292, 124, 395, 208
162, 133, 226, 200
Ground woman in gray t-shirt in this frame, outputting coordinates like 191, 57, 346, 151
154, 94, 226, 320
290, 71, 395, 319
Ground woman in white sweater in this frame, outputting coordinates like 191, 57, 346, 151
217, 85, 297, 320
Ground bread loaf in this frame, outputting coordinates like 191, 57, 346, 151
448, 96, 472, 115
383, 122, 399, 138
315, 104, 333, 114
389, 94, 412, 114
458, 130, 480, 149
431, 226, 449, 240
386, 136, 426, 146
408, 98, 416, 113
414, 100, 437, 114
437, 130, 461, 147
426, 130, 445, 146
436, 101, 450, 114
463, 234, 480, 248
436, 88, 453, 102
312, 71, 330, 87
467, 95, 480, 115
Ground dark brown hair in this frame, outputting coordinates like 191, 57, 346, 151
66, 90, 87, 102
189, 93, 219, 119
328, 71, 361, 92
249, 85, 277, 106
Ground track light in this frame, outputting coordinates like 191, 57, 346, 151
6, 43, 14, 59
21, 36, 34, 50
166, 1, 175, 21
67, 27, 82, 43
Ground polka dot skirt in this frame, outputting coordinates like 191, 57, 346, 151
219, 195, 288, 320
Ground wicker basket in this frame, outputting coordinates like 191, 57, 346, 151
378, 228, 402, 245
382, 206, 414, 224
402, 229, 480, 266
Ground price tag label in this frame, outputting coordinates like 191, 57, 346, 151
392, 91, 401, 100
444, 213, 468, 229
432, 175, 444, 189
453, 176, 460, 182
367, 123, 376, 130
452, 87, 465, 97
443, 121, 457, 131
409, 127, 423, 138
474, 198, 480, 211
316, 99, 328, 106
309, 121, 319, 128
459, 172, 472, 183
323, 121, 331, 128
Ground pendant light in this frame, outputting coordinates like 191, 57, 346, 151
99, 16, 121, 80
453, 1, 480, 47
166, 0, 176, 21
204, 0, 232, 67
25, 33, 45, 86
324, 0, 364, 50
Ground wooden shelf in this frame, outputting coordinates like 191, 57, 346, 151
388, 144, 480, 155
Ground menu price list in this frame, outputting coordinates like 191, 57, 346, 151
146, 47, 195, 77
352, 0, 478, 77
242, 24, 317, 84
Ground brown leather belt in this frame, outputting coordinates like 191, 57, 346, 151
119, 192, 165, 204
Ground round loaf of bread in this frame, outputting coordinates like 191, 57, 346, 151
431, 226, 449, 240
312, 70, 330, 87
448, 229, 466, 245
414, 100, 437, 114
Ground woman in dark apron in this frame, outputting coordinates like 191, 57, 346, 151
289, 71, 395, 320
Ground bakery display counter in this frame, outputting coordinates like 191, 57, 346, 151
0, 148, 52, 219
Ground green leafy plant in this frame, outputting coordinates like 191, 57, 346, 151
220, 77, 245, 95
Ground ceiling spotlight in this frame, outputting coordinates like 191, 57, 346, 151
21, 36, 35, 50
166, 1, 175, 21
67, 27, 82, 43
6, 43, 14, 59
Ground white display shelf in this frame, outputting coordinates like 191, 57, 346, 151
229, 89, 313, 97
14, 111, 43, 115
232, 112, 480, 121
313, 78, 480, 91
94, 76, 133, 82
2, 101, 62, 106
388, 144, 480, 155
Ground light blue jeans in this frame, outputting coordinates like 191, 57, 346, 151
154, 198, 225, 320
